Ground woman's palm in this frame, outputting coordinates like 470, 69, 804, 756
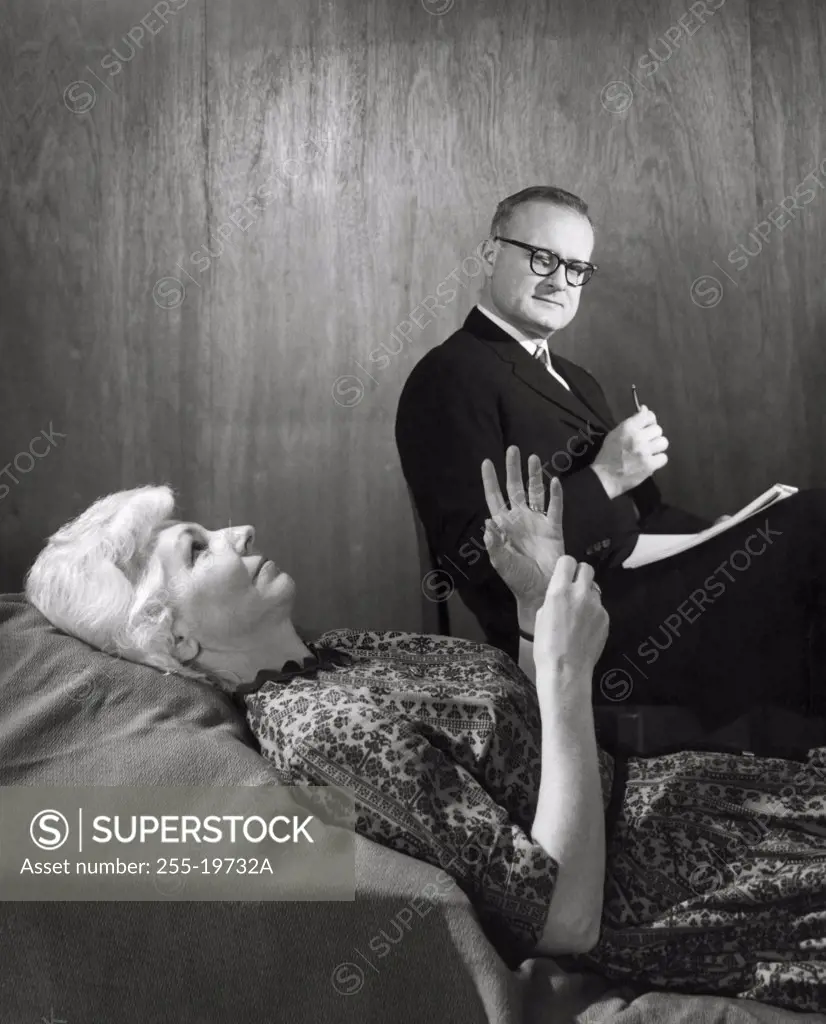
481, 448, 565, 608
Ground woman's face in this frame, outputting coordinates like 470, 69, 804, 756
150, 520, 296, 651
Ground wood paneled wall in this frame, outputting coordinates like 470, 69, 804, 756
1, 0, 825, 634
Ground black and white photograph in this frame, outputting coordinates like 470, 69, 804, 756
1, 1, 826, 1021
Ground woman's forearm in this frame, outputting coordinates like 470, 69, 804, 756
530, 667, 605, 956
517, 635, 537, 683
516, 600, 540, 683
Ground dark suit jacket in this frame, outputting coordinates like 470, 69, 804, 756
395, 307, 710, 654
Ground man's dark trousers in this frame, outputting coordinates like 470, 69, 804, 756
595, 490, 826, 730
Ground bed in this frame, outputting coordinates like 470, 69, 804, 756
0, 594, 822, 1024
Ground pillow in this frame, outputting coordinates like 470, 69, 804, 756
0, 594, 522, 1024
0, 594, 274, 787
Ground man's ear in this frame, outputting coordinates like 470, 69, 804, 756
479, 237, 497, 276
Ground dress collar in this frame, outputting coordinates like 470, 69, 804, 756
233, 643, 353, 696
475, 303, 551, 359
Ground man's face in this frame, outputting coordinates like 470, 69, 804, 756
486, 201, 595, 336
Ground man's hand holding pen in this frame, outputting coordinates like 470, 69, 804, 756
605, 385, 728, 528
590, 403, 670, 500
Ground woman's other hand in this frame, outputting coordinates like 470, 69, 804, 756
534, 556, 609, 687
481, 446, 564, 617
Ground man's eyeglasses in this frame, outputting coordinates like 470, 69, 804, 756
494, 236, 598, 287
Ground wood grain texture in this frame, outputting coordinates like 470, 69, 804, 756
0, 0, 210, 584
1, 0, 825, 637
748, 0, 826, 489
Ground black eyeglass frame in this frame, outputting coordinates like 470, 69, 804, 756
493, 236, 598, 287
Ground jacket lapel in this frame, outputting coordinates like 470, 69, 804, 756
553, 354, 615, 430
464, 308, 612, 432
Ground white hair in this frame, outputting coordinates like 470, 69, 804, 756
24, 485, 215, 685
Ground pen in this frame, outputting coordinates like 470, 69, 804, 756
631, 384, 641, 411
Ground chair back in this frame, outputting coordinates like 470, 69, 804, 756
406, 487, 449, 636
405, 489, 486, 642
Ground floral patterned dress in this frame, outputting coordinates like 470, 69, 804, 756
243, 630, 826, 1015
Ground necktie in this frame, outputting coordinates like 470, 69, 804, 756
533, 343, 573, 392
534, 345, 551, 370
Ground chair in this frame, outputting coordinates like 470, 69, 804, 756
407, 488, 487, 644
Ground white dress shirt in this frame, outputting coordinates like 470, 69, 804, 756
475, 303, 572, 392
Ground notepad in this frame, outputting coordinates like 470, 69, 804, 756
622, 483, 798, 569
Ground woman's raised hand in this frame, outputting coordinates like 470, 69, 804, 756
534, 556, 609, 683
481, 445, 564, 611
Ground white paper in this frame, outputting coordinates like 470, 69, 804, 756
622, 483, 798, 569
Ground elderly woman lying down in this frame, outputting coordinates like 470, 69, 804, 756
25, 449, 826, 1014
